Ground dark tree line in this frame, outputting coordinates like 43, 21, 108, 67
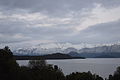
107, 66, 120, 80
0, 46, 65, 80
0, 46, 120, 80
66, 71, 103, 80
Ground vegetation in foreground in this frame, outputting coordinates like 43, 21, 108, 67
0, 46, 120, 80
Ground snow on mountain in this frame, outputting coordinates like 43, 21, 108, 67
64, 47, 78, 53
78, 44, 120, 53
13, 44, 120, 56
13, 47, 64, 55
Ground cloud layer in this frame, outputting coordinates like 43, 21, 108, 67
0, 0, 120, 48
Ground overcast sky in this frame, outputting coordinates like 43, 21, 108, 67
0, 0, 120, 48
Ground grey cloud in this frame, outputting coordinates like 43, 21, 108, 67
0, 19, 75, 43
0, 0, 120, 46
0, 21, 28, 35
58, 20, 120, 44
0, 0, 120, 16
0, 33, 31, 44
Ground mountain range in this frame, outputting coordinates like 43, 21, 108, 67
13, 44, 120, 58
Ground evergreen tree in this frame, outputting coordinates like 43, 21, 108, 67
0, 46, 19, 80
108, 66, 120, 80
66, 71, 103, 80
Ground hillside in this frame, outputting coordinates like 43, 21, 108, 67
15, 53, 85, 60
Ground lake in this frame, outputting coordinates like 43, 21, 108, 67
17, 58, 120, 79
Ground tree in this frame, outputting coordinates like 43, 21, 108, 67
28, 59, 47, 69
66, 71, 103, 80
108, 66, 120, 80
28, 59, 65, 80
0, 46, 19, 80
54, 65, 59, 70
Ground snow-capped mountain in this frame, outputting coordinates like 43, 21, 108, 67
13, 47, 64, 55
78, 44, 120, 53
13, 44, 120, 57
64, 47, 78, 53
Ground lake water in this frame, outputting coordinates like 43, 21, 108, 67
17, 58, 120, 79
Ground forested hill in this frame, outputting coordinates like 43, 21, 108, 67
14, 53, 85, 60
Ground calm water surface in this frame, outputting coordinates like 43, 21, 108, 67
17, 58, 120, 78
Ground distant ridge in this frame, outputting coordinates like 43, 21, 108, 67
15, 53, 85, 60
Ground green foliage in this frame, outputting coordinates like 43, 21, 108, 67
28, 60, 65, 80
28, 59, 47, 69
0, 46, 19, 80
108, 66, 120, 80
66, 71, 103, 80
